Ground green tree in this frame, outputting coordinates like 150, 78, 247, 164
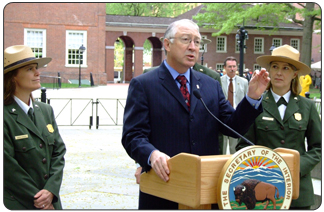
106, 3, 198, 17
193, 3, 321, 66
114, 40, 124, 68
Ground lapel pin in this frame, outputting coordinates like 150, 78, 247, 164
35, 104, 39, 107
199, 69, 203, 72
12, 108, 16, 112
196, 84, 200, 89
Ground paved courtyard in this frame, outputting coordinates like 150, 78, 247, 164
33, 84, 139, 209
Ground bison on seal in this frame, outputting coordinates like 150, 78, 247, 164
233, 179, 280, 209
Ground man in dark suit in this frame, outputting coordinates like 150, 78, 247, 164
122, 19, 270, 209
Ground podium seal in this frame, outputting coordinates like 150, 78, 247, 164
217, 146, 293, 209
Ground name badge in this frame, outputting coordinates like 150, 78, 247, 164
262, 116, 274, 121
15, 134, 28, 140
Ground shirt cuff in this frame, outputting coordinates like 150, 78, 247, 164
246, 94, 263, 109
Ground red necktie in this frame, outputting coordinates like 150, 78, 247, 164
228, 78, 233, 107
176, 75, 190, 110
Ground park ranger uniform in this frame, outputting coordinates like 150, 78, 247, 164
236, 90, 321, 208
4, 99, 66, 209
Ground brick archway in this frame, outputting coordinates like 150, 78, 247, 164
119, 36, 134, 82
148, 37, 163, 67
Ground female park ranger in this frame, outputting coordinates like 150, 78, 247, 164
236, 45, 321, 209
4, 45, 66, 209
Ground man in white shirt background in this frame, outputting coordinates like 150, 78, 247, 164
220, 56, 249, 154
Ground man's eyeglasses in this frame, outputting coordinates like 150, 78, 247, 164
169, 37, 201, 47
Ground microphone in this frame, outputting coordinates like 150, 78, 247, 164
193, 89, 254, 146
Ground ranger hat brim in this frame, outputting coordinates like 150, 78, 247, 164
256, 44, 310, 75
4, 45, 52, 74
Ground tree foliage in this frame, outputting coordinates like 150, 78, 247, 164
193, 3, 321, 36
106, 3, 196, 17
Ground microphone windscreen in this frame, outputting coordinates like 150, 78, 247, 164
193, 90, 202, 99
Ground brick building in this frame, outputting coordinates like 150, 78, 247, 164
4, 3, 107, 84
4, 3, 315, 85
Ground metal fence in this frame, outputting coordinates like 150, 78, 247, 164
37, 98, 126, 129
37, 98, 321, 128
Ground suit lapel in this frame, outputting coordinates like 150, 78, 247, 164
263, 92, 283, 124
221, 77, 228, 97
7, 102, 43, 140
283, 94, 300, 123
189, 69, 201, 115
159, 65, 189, 112
33, 102, 49, 137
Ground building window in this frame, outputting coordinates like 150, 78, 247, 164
24, 28, 46, 58
272, 38, 282, 48
290, 39, 300, 51
216, 36, 227, 53
200, 35, 208, 52
216, 63, 223, 71
254, 37, 264, 54
66, 30, 87, 67
235, 37, 246, 53
254, 64, 262, 71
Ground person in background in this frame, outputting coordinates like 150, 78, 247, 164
243, 68, 252, 82
299, 74, 312, 97
236, 44, 321, 210
4, 45, 66, 210
122, 18, 269, 209
220, 56, 248, 154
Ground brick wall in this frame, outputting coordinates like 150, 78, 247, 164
4, 3, 107, 84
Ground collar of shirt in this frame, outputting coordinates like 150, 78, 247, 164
270, 89, 291, 104
14, 96, 33, 114
226, 75, 236, 82
164, 60, 191, 92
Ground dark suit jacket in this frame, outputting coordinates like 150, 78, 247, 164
122, 62, 263, 209
236, 91, 321, 208
4, 100, 66, 209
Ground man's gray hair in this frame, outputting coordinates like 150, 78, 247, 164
163, 19, 201, 55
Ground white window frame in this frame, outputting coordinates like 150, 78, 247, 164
290, 39, 300, 51
66, 30, 87, 67
254, 64, 262, 71
216, 63, 224, 71
254, 37, 264, 54
272, 38, 282, 48
235, 37, 246, 53
216, 36, 227, 53
200, 35, 208, 53
24, 28, 47, 58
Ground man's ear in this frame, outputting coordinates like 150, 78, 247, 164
164, 39, 171, 52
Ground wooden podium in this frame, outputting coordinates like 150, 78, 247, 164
140, 146, 300, 209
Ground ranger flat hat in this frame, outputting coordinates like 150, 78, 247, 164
4, 45, 52, 74
256, 44, 311, 75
